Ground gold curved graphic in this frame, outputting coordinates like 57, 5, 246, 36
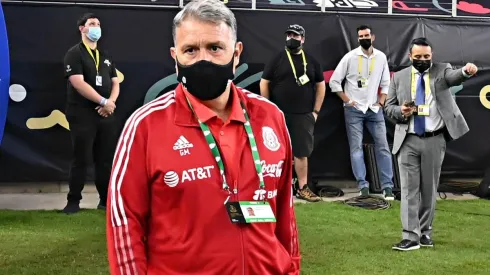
117, 69, 124, 83
480, 85, 490, 110
26, 110, 70, 130
25, 69, 125, 131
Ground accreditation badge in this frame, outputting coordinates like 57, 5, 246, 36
225, 201, 276, 224
417, 105, 430, 116
96, 75, 103, 86
360, 77, 368, 88
298, 74, 310, 85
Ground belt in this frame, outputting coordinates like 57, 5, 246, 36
409, 127, 446, 138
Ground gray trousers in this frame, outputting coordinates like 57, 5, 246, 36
397, 134, 446, 242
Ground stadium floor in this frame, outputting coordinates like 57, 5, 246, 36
0, 182, 480, 210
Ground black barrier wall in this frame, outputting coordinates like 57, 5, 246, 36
0, 3, 489, 182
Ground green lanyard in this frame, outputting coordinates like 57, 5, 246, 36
185, 95, 265, 195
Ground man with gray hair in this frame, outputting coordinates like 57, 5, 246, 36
106, 0, 300, 274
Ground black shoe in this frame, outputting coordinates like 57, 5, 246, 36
420, 235, 434, 247
63, 201, 80, 214
383, 188, 394, 201
359, 188, 369, 196
97, 200, 106, 211
392, 239, 420, 251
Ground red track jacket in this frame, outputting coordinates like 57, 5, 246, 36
107, 83, 300, 275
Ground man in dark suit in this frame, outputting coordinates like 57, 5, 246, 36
385, 37, 477, 251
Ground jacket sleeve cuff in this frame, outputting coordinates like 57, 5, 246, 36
461, 67, 470, 78
396, 106, 408, 122
286, 256, 301, 275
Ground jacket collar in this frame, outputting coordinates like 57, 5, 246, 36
174, 82, 249, 127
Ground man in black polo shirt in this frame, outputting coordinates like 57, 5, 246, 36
260, 24, 326, 202
62, 13, 120, 214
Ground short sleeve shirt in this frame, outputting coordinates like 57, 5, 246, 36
262, 50, 324, 114
63, 42, 117, 108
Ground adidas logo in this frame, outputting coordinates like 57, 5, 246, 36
173, 136, 193, 151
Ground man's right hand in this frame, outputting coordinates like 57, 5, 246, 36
104, 99, 116, 113
95, 99, 116, 118
401, 105, 414, 117
96, 106, 111, 118
345, 100, 357, 107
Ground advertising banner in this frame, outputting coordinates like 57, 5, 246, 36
0, 2, 10, 145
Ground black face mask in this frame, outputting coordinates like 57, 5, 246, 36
412, 59, 431, 73
176, 56, 235, 101
359, 39, 372, 50
286, 38, 302, 52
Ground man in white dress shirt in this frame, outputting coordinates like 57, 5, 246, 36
329, 25, 394, 199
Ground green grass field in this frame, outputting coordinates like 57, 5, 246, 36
0, 200, 489, 275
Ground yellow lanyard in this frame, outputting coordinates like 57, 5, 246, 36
83, 43, 100, 75
358, 55, 375, 79
411, 67, 431, 101
286, 49, 307, 82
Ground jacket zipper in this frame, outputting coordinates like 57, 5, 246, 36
234, 179, 246, 275
235, 139, 246, 275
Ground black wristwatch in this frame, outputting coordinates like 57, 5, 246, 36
313, 110, 320, 115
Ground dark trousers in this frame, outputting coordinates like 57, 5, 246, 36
66, 105, 120, 204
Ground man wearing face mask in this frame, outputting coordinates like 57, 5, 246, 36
62, 13, 120, 214
260, 24, 326, 203
329, 25, 394, 199
385, 37, 477, 251
106, 1, 300, 274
